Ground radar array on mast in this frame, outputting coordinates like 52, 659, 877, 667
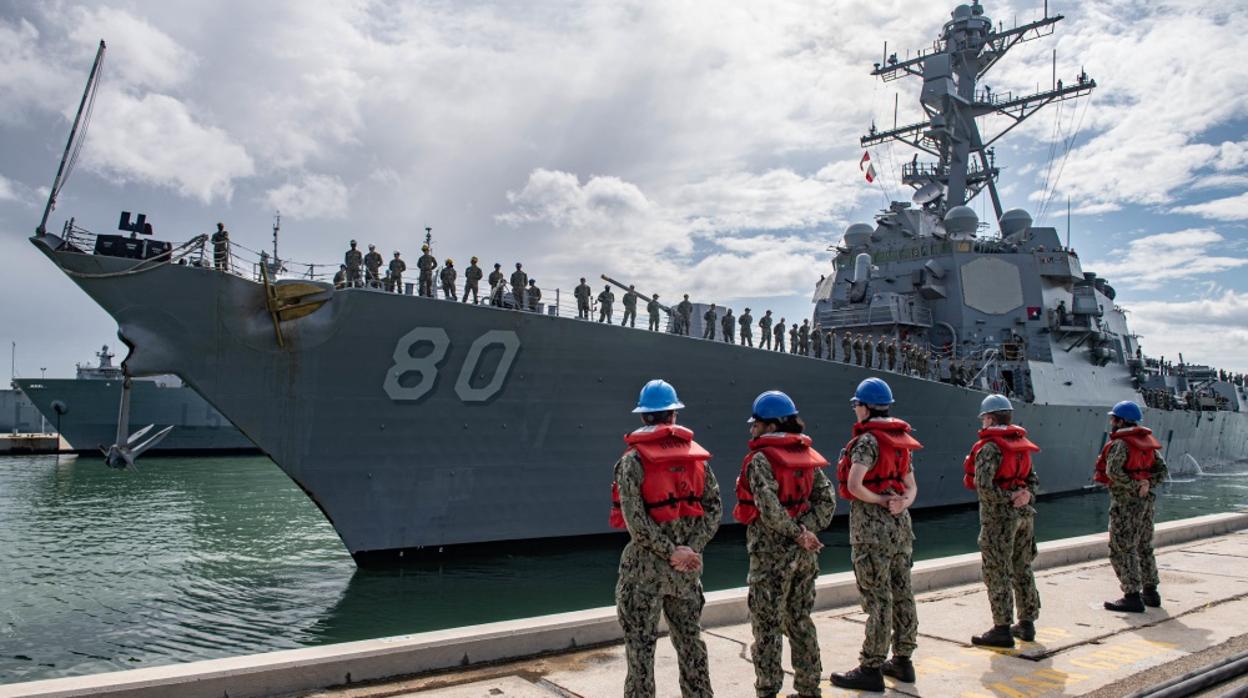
860, 1, 1095, 227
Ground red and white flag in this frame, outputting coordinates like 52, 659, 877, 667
859, 151, 876, 183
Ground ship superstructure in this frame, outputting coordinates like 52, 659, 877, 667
24, 4, 1247, 563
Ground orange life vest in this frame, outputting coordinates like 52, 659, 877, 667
733, 433, 829, 525
1093, 426, 1161, 484
836, 418, 923, 500
962, 424, 1041, 491
609, 424, 710, 529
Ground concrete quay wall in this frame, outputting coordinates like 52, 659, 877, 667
3, 511, 1246, 698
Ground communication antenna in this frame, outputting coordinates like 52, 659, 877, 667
1066, 197, 1071, 249
424, 226, 433, 253
272, 211, 281, 261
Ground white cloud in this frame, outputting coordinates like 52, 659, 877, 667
264, 174, 350, 221
1088, 229, 1248, 290
1129, 290, 1248, 371
0, 174, 19, 203
66, 7, 197, 91
1214, 140, 1248, 172
82, 88, 254, 203
1171, 192, 1248, 221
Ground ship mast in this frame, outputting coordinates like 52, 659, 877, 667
37, 40, 106, 236
861, 1, 1094, 228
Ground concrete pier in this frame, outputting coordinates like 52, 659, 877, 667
3, 512, 1247, 698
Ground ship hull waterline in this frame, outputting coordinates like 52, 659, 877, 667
34, 236, 1248, 564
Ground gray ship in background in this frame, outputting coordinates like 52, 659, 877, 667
27, 1, 1248, 564
14, 346, 256, 455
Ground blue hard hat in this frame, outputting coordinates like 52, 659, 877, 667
748, 390, 798, 422
852, 377, 894, 406
978, 393, 1014, 416
632, 379, 685, 413
1108, 400, 1143, 423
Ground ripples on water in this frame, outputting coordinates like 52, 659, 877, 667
1, 454, 1245, 684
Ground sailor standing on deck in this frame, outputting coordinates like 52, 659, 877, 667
344, 240, 363, 288
734, 391, 835, 698
622, 285, 639, 327
363, 244, 383, 287
575, 278, 592, 319
798, 319, 810, 356
211, 222, 231, 271
598, 285, 615, 323
964, 395, 1042, 648
702, 304, 718, 340
462, 257, 483, 303
773, 318, 786, 353
759, 311, 773, 350
677, 295, 694, 336
721, 307, 734, 343
526, 279, 541, 312
1095, 401, 1168, 613
610, 380, 721, 698
440, 259, 457, 300
388, 252, 405, 293
488, 263, 505, 306
510, 263, 528, 309
739, 308, 753, 347
647, 294, 663, 331
416, 244, 437, 297
831, 378, 922, 693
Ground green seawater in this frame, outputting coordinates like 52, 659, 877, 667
0, 454, 1244, 684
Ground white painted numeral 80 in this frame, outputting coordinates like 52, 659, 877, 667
383, 328, 520, 403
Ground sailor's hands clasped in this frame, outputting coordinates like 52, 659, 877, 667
796, 525, 824, 552
670, 546, 702, 572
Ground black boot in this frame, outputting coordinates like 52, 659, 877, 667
830, 665, 885, 692
881, 655, 916, 682
1141, 586, 1162, 608
972, 624, 1015, 648
1011, 620, 1036, 642
1104, 593, 1145, 613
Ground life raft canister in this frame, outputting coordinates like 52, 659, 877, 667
609, 424, 710, 529
733, 433, 829, 525
835, 419, 923, 501
962, 424, 1041, 490
1093, 426, 1162, 484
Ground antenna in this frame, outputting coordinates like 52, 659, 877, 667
272, 210, 281, 261
1066, 197, 1071, 249
424, 226, 433, 252
38, 40, 106, 236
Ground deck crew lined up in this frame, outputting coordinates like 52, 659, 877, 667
609, 378, 1167, 695
213, 230, 1237, 407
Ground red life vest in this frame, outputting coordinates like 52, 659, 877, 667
732, 433, 829, 525
1093, 426, 1161, 484
836, 419, 923, 500
609, 424, 710, 529
962, 425, 1041, 491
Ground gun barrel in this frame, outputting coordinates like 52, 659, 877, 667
600, 274, 671, 312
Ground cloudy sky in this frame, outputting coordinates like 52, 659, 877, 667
1, 0, 1245, 378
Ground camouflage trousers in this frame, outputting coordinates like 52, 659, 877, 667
979, 511, 1040, 625
748, 553, 821, 696
852, 544, 918, 668
616, 581, 712, 698
1109, 492, 1158, 593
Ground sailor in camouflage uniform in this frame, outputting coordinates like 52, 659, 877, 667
773, 318, 786, 353
739, 308, 754, 347
610, 379, 721, 698
575, 278, 592, 319
759, 311, 773, 350
963, 394, 1042, 648
462, 257, 483, 304
622, 285, 639, 327
734, 391, 835, 698
831, 377, 922, 692
853, 334, 864, 366
439, 259, 457, 300
863, 334, 874, 369
416, 244, 437, 297
722, 307, 735, 343
1095, 400, 1168, 613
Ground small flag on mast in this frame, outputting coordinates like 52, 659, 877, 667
860, 151, 876, 183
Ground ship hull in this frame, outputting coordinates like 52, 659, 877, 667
13, 377, 257, 454
36, 239, 1248, 561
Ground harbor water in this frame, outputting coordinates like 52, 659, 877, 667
1, 453, 1245, 685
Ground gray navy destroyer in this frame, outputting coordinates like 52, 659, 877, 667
13, 345, 256, 455
28, 2, 1248, 563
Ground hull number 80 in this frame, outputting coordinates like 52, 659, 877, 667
383, 328, 520, 403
